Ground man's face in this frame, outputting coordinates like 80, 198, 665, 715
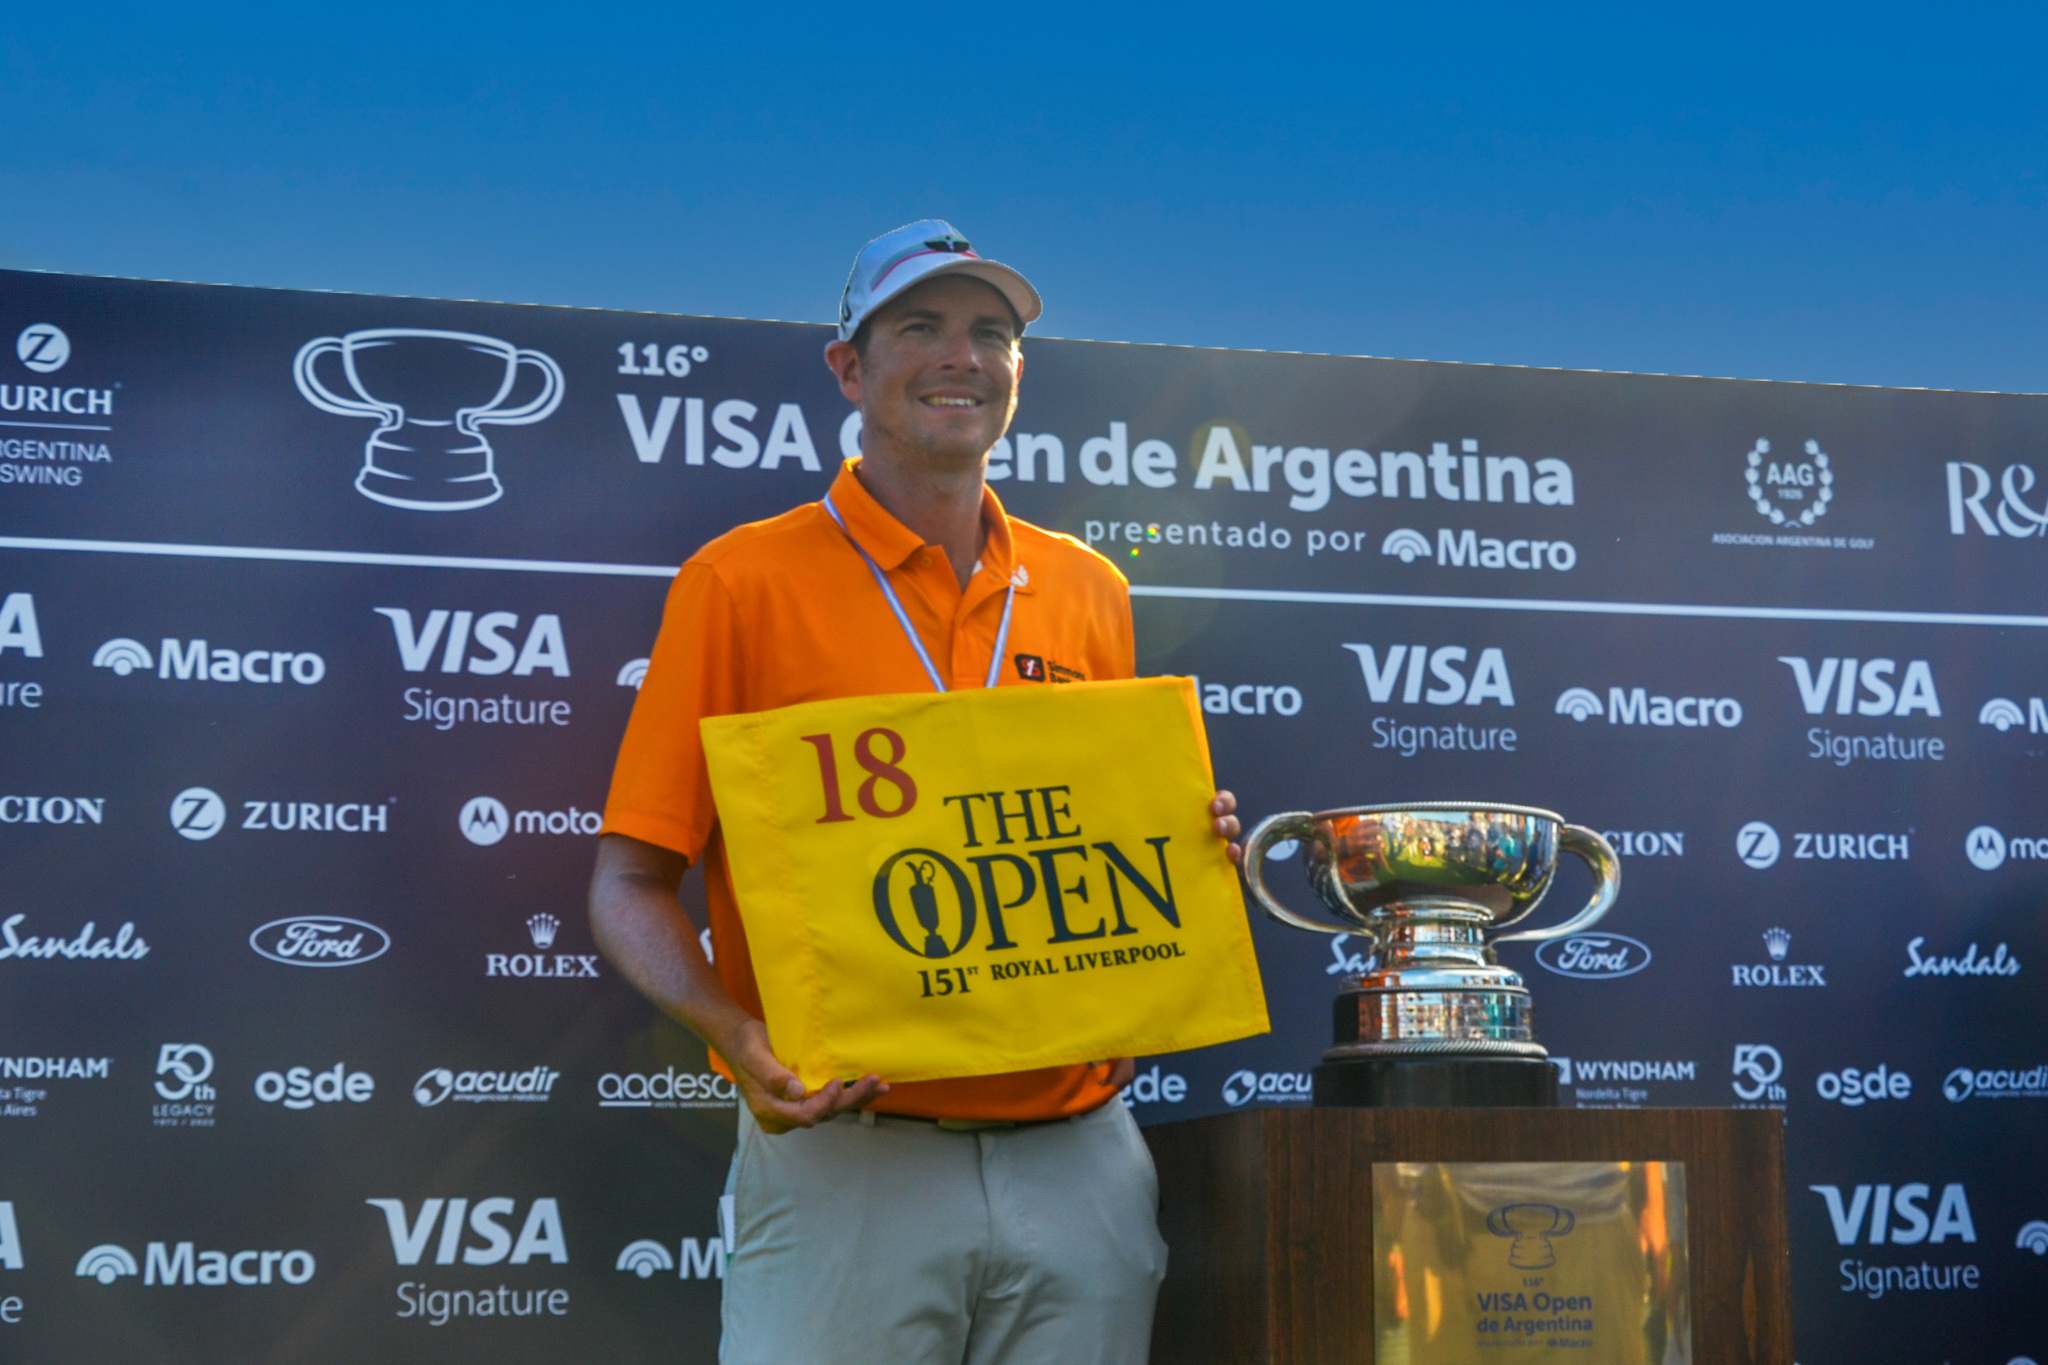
828, 273, 1022, 469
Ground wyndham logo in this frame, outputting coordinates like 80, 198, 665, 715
1534, 933, 1652, 979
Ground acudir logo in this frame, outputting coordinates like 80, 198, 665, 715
1222, 1069, 1312, 1106
413, 1066, 560, 1107
249, 917, 390, 968
1534, 933, 1652, 980
1942, 1064, 2048, 1102
295, 330, 564, 511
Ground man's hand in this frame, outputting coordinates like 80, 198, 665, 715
722, 1017, 889, 1134
1212, 789, 1243, 864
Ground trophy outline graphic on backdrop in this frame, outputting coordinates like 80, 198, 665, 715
1486, 1201, 1576, 1269
1242, 801, 1620, 1106
294, 328, 564, 511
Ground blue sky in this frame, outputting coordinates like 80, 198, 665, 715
4, 3, 2045, 391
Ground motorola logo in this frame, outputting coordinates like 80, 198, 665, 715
459, 797, 510, 846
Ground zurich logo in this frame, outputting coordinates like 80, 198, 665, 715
1534, 933, 1652, 979
249, 916, 391, 967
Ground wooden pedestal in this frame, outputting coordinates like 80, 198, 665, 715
1144, 1107, 1791, 1365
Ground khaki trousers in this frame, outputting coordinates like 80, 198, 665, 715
720, 1099, 1167, 1364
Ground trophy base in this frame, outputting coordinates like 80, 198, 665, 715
1312, 1054, 1558, 1108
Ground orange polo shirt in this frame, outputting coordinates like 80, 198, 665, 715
603, 458, 1136, 1120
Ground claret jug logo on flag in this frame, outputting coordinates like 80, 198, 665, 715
701, 677, 1269, 1086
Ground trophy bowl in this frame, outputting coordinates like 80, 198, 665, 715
1242, 802, 1620, 1108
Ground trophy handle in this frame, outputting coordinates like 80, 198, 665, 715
1493, 824, 1620, 945
292, 337, 392, 421
1241, 812, 1355, 935
472, 348, 566, 427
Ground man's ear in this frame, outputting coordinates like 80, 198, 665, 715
823, 339, 863, 405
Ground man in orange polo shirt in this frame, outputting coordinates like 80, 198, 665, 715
592, 220, 1240, 1364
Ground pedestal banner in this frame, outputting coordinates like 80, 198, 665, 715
1, 266, 2044, 1362
702, 678, 1267, 1086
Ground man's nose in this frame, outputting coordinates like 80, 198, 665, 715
931, 330, 982, 371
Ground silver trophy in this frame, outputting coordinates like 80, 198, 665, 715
1241, 802, 1620, 1106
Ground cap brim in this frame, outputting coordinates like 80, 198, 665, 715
877, 255, 1043, 331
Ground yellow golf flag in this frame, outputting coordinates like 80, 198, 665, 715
701, 676, 1269, 1088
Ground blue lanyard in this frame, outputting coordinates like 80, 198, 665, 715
822, 490, 1016, 692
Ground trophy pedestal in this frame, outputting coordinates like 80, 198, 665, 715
1313, 1053, 1557, 1107
1145, 1107, 1794, 1365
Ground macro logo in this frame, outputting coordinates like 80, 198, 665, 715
1942, 1064, 2048, 1102
95, 637, 326, 686
1221, 1070, 1312, 1107
1743, 438, 1834, 528
412, 1066, 560, 1107
2018, 1222, 2048, 1256
74, 1245, 136, 1284
1189, 675, 1304, 717
1977, 697, 2041, 733
16, 324, 70, 374
168, 788, 227, 841
249, 916, 391, 967
1533, 933, 1652, 980
1376, 526, 1578, 573
1554, 686, 1741, 729
365, 1198, 569, 1266
79, 1239, 315, 1287
614, 1199, 733, 1283
1814, 1065, 1911, 1106
1947, 461, 2048, 537
1731, 1044, 1786, 1103
616, 658, 650, 690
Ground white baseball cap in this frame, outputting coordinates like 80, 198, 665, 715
836, 219, 1042, 342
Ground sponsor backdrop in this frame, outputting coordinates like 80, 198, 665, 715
1, 268, 2044, 1362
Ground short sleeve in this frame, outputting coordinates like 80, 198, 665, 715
601, 560, 746, 859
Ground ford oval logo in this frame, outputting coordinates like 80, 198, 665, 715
249, 916, 391, 968
1534, 933, 1651, 979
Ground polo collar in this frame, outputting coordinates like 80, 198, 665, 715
826, 458, 1023, 589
